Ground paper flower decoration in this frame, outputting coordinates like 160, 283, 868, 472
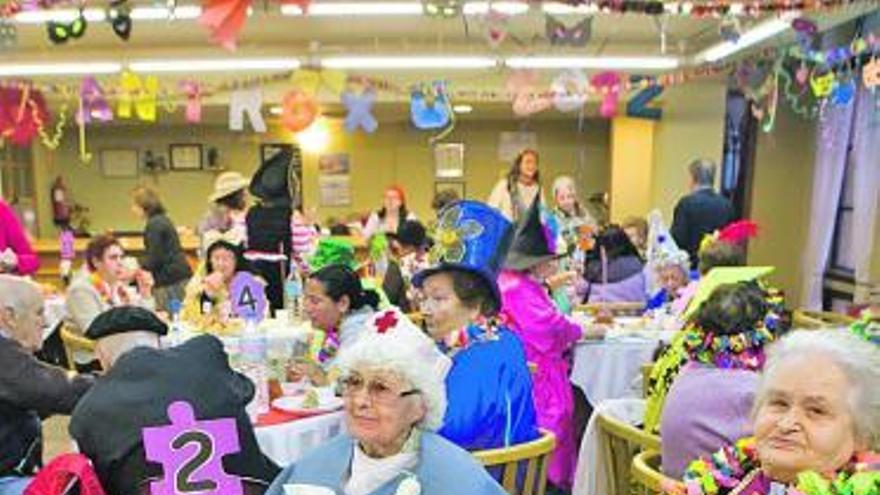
507, 70, 552, 117
342, 89, 378, 134
199, 0, 248, 50
545, 15, 592, 47
0, 87, 51, 147
551, 69, 588, 113
281, 89, 319, 133
411, 85, 451, 130
430, 204, 484, 264
591, 71, 622, 118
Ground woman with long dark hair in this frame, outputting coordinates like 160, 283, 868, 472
181, 239, 251, 331
488, 149, 542, 222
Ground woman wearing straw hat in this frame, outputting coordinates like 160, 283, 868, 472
198, 171, 251, 255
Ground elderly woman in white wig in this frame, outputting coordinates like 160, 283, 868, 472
674, 328, 880, 495
266, 308, 507, 495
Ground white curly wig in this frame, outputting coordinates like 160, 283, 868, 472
336, 309, 452, 431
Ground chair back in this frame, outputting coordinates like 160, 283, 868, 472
793, 309, 855, 329
472, 430, 556, 495
60, 326, 97, 372
576, 301, 646, 317
631, 450, 683, 495
596, 412, 661, 495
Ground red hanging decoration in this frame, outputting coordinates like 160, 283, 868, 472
0, 86, 50, 147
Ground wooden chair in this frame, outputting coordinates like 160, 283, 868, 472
473, 429, 556, 495
631, 450, 683, 495
60, 325, 97, 372
596, 412, 661, 495
576, 301, 646, 317
793, 309, 855, 329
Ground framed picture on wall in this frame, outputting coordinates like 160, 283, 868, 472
169, 144, 203, 171
100, 149, 139, 178
434, 181, 465, 200
434, 143, 465, 179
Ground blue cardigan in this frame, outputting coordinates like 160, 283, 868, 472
265, 432, 506, 495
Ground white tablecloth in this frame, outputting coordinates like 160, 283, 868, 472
572, 398, 645, 495
255, 411, 346, 466
571, 330, 675, 404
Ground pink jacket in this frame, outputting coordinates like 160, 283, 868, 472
0, 200, 39, 275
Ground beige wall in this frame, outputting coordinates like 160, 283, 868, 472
650, 81, 728, 221
747, 104, 817, 308
33, 118, 611, 235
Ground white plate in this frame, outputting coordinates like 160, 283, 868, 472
272, 392, 344, 414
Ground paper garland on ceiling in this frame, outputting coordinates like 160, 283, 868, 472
507, 70, 553, 117
551, 69, 589, 113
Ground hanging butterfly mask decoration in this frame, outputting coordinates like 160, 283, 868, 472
108, 0, 133, 41
422, 0, 462, 18
545, 15, 592, 47
47, 10, 87, 44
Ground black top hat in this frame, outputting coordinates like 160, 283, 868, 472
505, 196, 565, 271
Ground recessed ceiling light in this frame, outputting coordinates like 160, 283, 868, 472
453, 104, 474, 114
321, 56, 497, 70
0, 62, 122, 76
128, 58, 301, 73
505, 56, 680, 70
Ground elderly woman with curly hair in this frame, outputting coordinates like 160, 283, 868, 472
266, 308, 506, 495
672, 328, 880, 495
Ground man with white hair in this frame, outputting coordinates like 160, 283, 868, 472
0, 275, 93, 495
69, 306, 278, 495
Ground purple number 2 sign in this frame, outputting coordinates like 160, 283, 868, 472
142, 401, 243, 495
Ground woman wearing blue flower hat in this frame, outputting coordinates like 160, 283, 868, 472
412, 200, 540, 452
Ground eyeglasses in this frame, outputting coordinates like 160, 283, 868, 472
337, 374, 420, 405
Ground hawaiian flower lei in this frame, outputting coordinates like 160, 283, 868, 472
645, 286, 786, 433
440, 313, 510, 357
679, 437, 880, 495
89, 271, 130, 306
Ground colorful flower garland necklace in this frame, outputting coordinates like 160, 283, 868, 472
680, 437, 880, 495
89, 271, 130, 306
440, 313, 508, 358
645, 286, 786, 433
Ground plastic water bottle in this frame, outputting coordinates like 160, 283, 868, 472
168, 298, 183, 347
239, 319, 270, 420
284, 263, 304, 325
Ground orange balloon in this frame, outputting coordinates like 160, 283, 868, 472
282, 90, 319, 133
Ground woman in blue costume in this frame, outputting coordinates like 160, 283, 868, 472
412, 200, 540, 450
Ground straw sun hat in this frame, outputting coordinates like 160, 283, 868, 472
208, 172, 250, 203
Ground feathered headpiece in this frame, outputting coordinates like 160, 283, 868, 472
699, 220, 759, 254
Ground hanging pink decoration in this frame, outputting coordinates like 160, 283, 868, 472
180, 80, 203, 123
200, 0, 311, 50
590, 71, 622, 119
77, 76, 112, 124
507, 70, 552, 117
485, 8, 509, 49
281, 89, 319, 133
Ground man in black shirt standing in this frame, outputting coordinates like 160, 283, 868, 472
670, 159, 736, 268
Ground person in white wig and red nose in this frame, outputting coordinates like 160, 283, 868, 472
266, 307, 507, 495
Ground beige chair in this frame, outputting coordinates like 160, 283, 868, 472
631, 450, 683, 495
793, 309, 855, 329
596, 412, 661, 495
60, 325, 98, 372
473, 429, 556, 495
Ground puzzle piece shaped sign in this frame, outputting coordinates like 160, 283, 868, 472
142, 401, 243, 495
230, 271, 267, 322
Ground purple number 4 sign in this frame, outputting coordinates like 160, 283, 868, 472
142, 401, 244, 495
